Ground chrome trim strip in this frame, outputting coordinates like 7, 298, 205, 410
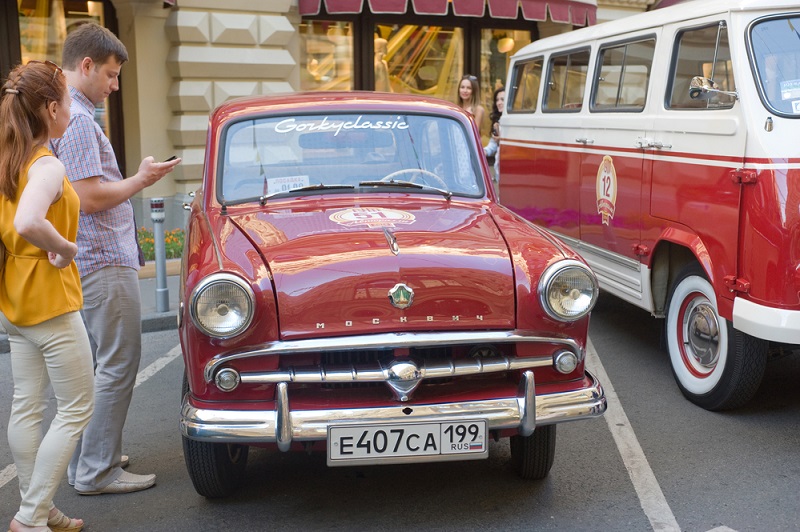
180, 371, 606, 445
518, 371, 536, 436
204, 331, 581, 383
237, 355, 551, 386
276, 382, 291, 452
554, 231, 641, 272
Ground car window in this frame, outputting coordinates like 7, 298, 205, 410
668, 22, 735, 110
592, 38, 655, 111
218, 113, 483, 202
508, 57, 543, 113
544, 49, 590, 112
750, 15, 800, 117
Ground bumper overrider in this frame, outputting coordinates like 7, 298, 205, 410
181, 331, 606, 451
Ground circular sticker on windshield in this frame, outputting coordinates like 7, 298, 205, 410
330, 207, 416, 228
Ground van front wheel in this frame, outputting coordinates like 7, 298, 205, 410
665, 265, 767, 410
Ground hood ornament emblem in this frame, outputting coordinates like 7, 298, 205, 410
388, 283, 414, 309
385, 360, 421, 401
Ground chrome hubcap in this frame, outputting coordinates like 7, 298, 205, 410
686, 301, 720, 368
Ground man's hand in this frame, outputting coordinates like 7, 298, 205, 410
136, 156, 181, 188
72, 156, 182, 214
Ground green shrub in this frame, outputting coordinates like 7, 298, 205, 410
138, 227, 185, 261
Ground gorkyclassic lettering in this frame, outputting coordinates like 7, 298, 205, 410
274, 115, 409, 136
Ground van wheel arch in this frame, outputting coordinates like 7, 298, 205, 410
649, 241, 696, 316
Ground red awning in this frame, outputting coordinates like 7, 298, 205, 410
298, 0, 596, 27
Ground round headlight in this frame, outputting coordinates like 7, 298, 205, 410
539, 260, 598, 321
190, 273, 255, 338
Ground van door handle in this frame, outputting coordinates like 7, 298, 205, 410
575, 137, 594, 144
636, 137, 671, 149
649, 140, 672, 149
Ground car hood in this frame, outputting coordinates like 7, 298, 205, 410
229, 201, 516, 339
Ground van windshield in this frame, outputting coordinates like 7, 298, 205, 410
750, 16, 800, 117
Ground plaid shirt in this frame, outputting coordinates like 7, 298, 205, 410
51, 86, 140, 278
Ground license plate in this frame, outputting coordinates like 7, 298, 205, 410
328, 420, 487, 466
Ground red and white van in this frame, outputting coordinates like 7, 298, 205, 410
500, 0, 800, 410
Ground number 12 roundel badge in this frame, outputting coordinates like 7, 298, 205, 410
596, 155, 617, 226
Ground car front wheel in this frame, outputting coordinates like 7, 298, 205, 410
665, 264, 768, 410
510, 424, 556, 480
182, 373, 248, 498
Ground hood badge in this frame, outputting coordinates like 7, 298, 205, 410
388, 283, 414, 309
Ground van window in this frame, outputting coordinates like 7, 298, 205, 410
544, 49, 591, 112
592, 39, 655, 111
668, 22, 735, 110
750, 16, 800, 117
507, 58, 543, 113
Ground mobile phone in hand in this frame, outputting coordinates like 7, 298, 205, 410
164, 155, 177, 162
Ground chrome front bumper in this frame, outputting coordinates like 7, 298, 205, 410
180, 370, 606, 451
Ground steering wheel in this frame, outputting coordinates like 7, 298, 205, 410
380, 168, 448, 189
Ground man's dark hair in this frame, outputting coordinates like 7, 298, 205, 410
62, 22, 128, 70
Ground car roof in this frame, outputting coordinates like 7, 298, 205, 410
213, 91, 467, 118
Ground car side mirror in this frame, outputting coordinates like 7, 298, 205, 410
689, 76, 739, 101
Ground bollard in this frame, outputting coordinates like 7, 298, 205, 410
150, 198, 169, 313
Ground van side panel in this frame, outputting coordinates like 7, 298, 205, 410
741, 165, 800, 308
501, 131, 582, 240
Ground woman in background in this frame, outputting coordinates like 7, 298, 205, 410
0, 60, 94, 532
457, 74, 488, 141
484, 86, 505, 187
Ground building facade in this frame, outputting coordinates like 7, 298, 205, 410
2, 0, 657, 230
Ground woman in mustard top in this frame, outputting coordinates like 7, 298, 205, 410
0, 62, 94, 532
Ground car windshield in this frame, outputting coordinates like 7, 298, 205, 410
750, 16, 800, 117
218, 112, 484, 203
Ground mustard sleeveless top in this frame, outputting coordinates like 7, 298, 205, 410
0, 146, 82, 326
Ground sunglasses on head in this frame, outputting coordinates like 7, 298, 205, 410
28, 60, 63, 82
463, 75, 478, 81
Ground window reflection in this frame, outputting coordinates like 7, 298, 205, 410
375, 24, 463, 100
300, 21, 354, 91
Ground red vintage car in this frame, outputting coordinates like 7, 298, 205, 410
178, 91, 606, 497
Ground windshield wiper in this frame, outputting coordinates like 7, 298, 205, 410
258, 183, 354, 205
358, 179, 452, 200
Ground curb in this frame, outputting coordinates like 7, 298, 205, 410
142, 311, 179, 333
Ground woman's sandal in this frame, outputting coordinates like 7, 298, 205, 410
46, 510, 82, 532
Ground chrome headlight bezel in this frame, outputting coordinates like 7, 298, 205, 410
189, 273, 255, 338
538, 260, 598, 322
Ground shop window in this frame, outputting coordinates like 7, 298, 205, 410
300, 21, 354, 91
373, 24, 463, 102
17, 0, 110, 133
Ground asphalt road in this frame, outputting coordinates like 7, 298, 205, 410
1, 295, 799, 531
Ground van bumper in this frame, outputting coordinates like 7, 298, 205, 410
733, 297, 800, 343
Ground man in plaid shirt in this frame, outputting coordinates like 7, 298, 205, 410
51, 23, 180, 496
